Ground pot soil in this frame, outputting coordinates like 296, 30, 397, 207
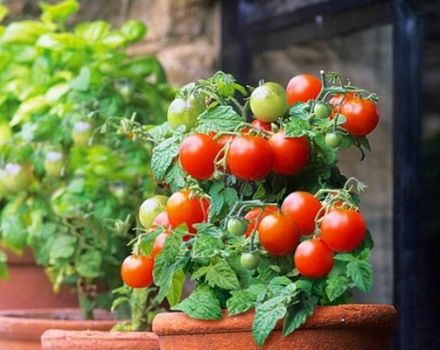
0, 249, 77, 309
153, 304, 398, 350
41, 330, 159, 350
0, 309, 117, 350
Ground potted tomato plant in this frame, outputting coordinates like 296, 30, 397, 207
0, 0, 171, 349
123, 71, 396, 349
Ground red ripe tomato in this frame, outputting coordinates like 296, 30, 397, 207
281, 191, 322, 236
320, 209, 366, 252
258, 212, 300, 256
286, 74, 321, 106
339, 97, 379, 136
121, 255, 154, 288
152, 232, 170, 258
152, 211, 171, 229
217, 134, 235, 147
243, 119, 272, 134
227, 135, 273, 180
167, 190, 209, 233
179, 133, 221, 180
244, 205, 278, 238
294, 239, 334, 278
269, 131, 309, 176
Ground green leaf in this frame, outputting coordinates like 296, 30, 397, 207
76, 250, 102, 278
192, 234, 224, 259
205, 261, 240, 290
167, 269, 185, 306
289, 102, 310, 120
121, 20, 147, 43
252, 296, 287, 346
70, 66, 91, 91
0, 251, 8, 280
165, 163, 186, 192
334, 253, 356, 262
208, 181, 225, 218
227, 284, 266, 316
282, 296, 316, 336
314, 135, 337, 165
346, 260, 372, 292
325, 275, 350, 302
284, 117, 310, 137
40, 0, 79, 24
151, 137, 179, 179
153, 234, 185, 300
172, 285, 222, 320
197, 105, 243, 132
193, 223, 224, 239
50, 235, 77, 260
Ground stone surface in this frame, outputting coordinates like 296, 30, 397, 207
153, 305, 398, 350
41, 330, 159, 350
4, 0, 220, 86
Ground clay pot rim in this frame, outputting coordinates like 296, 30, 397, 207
153, 304, 398, 336
42, 329, 158, 341
0, 308, 119, 341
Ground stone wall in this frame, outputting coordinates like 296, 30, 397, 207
5, 0, 221, 87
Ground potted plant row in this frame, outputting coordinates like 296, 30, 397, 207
91, 70, 396, 349
0, 0, 171, 349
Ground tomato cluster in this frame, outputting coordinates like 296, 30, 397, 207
226, 190, 366, 279
121, 191, 209, 288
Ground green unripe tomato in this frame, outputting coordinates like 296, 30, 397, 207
138, 195, 168, 228
313, 102, 332, 118
0, 122, 12, 146
227, 218, 249, 236
325, 132, 342, 148
250, 82, 288, 122
1, 162, 34, 192
167, 95, 204, 131
44, 151, 65, 177
72, 121, 93, 147
240, 252, 259, 270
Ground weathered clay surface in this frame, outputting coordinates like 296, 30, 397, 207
0, 249, 77, 310
41, 330, 159, 350
153, 304, 398, 350
0, 309, 117, 350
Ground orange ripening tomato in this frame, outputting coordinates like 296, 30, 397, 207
179, 133, 221, 180
152, 211, 172, 229
258, 212, 300, 256
227, 135, 273, 181
121, 255, 154, 288
320, 209, 366, 252
167, 190, 209, 233
286, 74, 322, 106
281, 191, 322, 236
269, 131, 309, 176
294, 239, 334, 278
243, 205, 278, 238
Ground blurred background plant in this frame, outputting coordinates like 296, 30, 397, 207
0, 0, 172, 319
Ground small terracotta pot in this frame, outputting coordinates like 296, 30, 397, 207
153, 304, 398, 350
0, 309, 117, 350
41, 330, 159, 350
0, 249, 77, 309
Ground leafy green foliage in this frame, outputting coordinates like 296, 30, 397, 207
0, 0, 171, 318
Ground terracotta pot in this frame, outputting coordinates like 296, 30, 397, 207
153, 304, 398, 350
41, 330, 159, 350
0, 309, 117, 350
0, 249, 77, 309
